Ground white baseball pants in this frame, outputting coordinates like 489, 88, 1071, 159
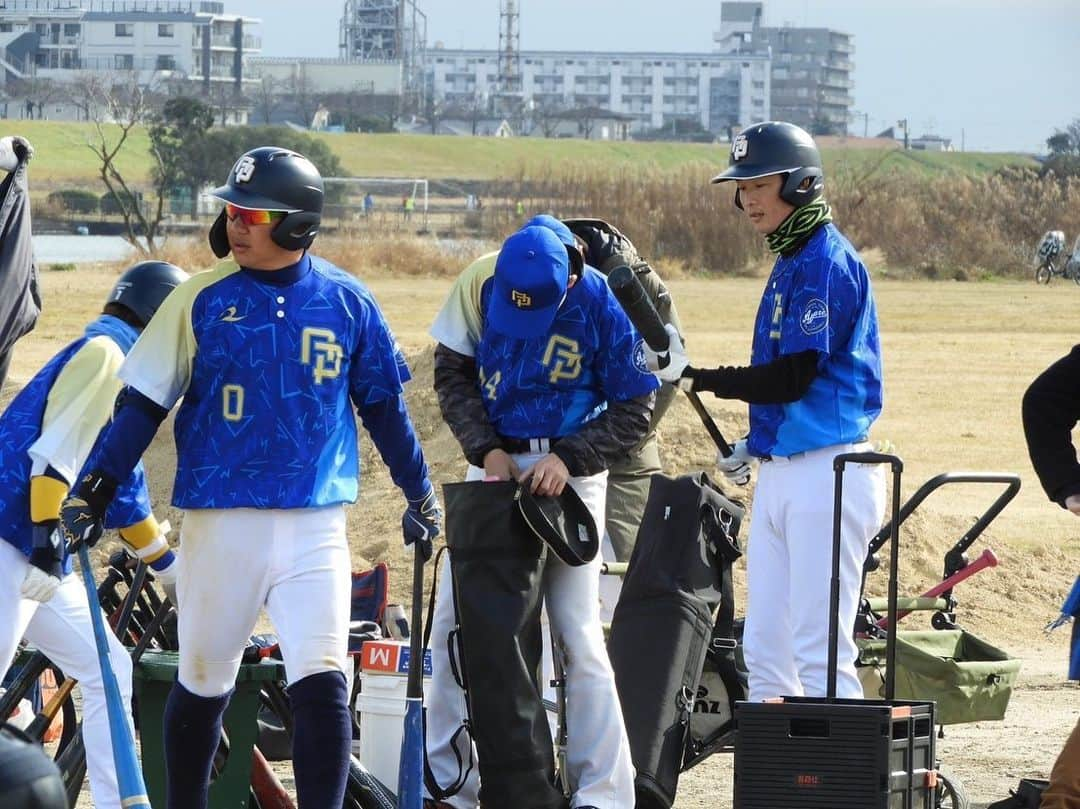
0, 540, 135, 809
175, 506, 351, 697
742, 442, 885, 702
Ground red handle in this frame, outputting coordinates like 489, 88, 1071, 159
875, 547, 998, 629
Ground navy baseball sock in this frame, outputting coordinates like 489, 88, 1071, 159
289, 670, 351, 809
163, 682, 231, 809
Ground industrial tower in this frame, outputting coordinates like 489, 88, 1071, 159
493, 0, 523, 115
339, 0, 427, 105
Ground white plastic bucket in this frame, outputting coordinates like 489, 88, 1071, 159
355, 670, 430, 790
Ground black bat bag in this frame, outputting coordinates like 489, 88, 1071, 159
608, 473, 743, 809
442, 480, 568, 809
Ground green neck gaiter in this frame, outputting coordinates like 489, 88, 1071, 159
765, 198, 833, 255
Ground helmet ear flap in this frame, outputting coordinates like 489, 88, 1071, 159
780, 168, 824, 207
271, 212, 320, 251
209, 209, 230, 258
565, 242, 584, 277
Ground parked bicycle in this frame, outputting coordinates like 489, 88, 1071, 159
1034, 230, 1080, 284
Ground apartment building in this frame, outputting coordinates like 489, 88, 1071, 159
0, 0, 260, 100
427, 46, 771, 137
714, 1, 854, 134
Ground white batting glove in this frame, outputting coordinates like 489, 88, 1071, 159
716, 438, 756, 486
21, 565, 61, 603
643, 323, 690, 384
0, 136, 33, 172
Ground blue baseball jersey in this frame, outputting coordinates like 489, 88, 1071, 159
0, 315, 152, 568
747, 223, 883, 458
475, 266, 659, 438
119, 255, 413, 509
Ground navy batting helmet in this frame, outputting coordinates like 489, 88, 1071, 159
0, 724, 67, 809
208, 146, 324, 257
107, 260, 189, 327
711, 121, 824, 209
514, 483, 599, 567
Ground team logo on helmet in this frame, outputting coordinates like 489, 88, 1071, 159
800, 298, 829, 335
511, 290, 532, 308
233, 155, 256, 183
731, 134, 749, 161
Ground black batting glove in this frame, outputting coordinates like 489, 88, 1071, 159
60, 471, 118, 552
402, 483, 442, 562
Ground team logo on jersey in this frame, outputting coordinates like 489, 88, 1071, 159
732, 134, 749, 161
632, 338, 651, 374
542, 335, 581, 384
800, 298, 829, 335
511, 290, 532, 309
220, 306, 246, 323
233, 155, 257, 183
769, 292, 783, 340
301, 327, 343, 384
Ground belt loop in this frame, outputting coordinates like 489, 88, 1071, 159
530, 438, 550, 454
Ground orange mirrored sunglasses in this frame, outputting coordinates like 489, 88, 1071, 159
224, 203, 286, 226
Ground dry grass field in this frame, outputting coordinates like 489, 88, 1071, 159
9, 260, 1078, 808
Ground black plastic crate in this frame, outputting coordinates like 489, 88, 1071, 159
734, 696, 936, 809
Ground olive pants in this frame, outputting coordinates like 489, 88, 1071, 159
1042, 717, 1080, 809
605, 435, 663, 563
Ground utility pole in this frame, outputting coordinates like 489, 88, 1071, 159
897, 118, 909, 150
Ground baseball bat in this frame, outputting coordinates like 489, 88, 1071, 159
397, 549, 426, 808
875, 547, 998, 629
607, 265, 734, 456
23, 677, 77, 743
251, 746, 295, 809
77, 543, 151, 809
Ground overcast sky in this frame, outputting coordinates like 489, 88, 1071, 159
228, 0, 1079, 153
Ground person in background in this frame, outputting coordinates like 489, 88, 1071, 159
1018, 348, 1080, 809
0, 135, 41, 390
0, 260, 186, 809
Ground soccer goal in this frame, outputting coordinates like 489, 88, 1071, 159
322, 176, 429, 228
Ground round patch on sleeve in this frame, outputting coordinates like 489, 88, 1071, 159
632, 337, 651, 374
800, 298, 829, 335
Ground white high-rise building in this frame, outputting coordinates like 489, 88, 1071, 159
0, 1, 260, 97
427, 46, 770, 138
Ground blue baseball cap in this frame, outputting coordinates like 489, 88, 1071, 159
523, 214, 575, 248
489, 225, 570, 339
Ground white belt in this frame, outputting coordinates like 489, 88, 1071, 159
761, 440, 872, 466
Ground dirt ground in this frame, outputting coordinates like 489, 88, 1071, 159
9, 264, 1077, 808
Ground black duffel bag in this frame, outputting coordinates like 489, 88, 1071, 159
608, 472, 743, 809
442, 480, 568, 809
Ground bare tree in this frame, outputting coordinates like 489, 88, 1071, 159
570, 104, 600, 140
10, 76, 63, 119
251, 74, 280, 125
286, 67, 320, 128
205, 82, 247, 127
62, 73, 109, 122
531, 99, 566, 138
83, 75, 169, 255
